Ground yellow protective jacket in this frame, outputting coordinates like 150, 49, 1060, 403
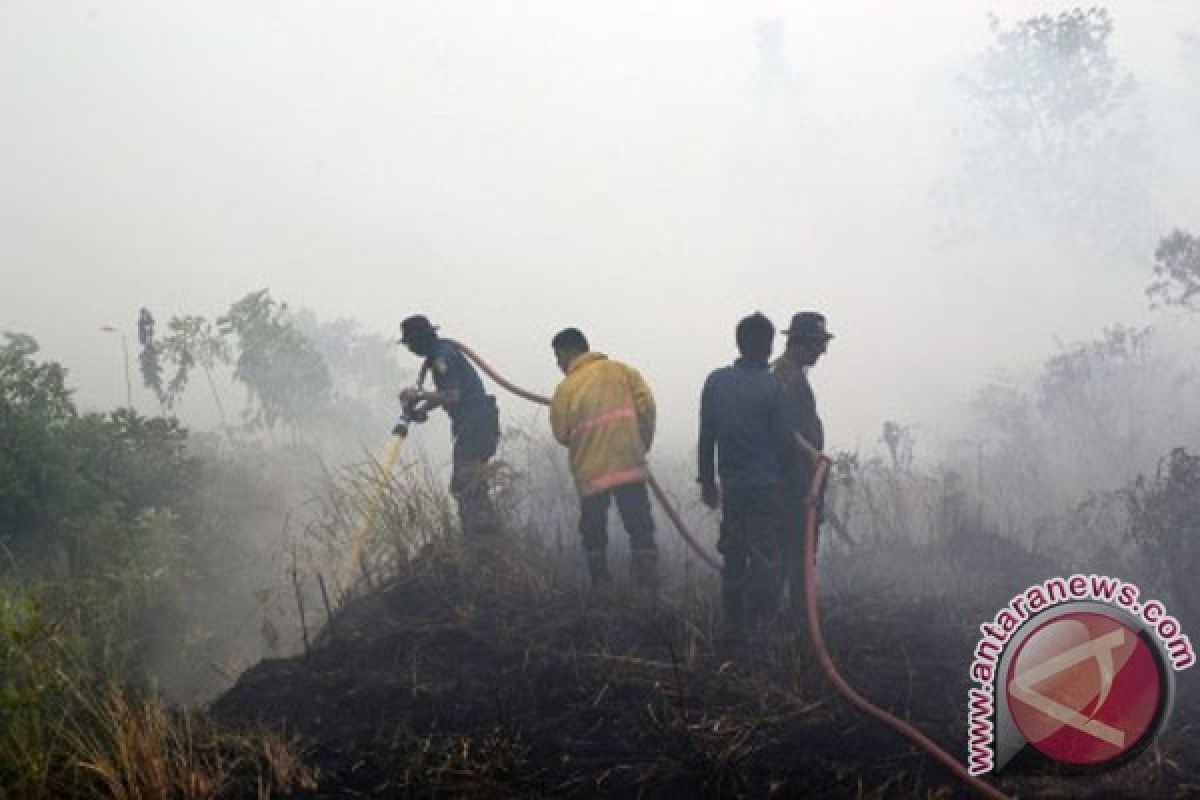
550, 352, 656, 497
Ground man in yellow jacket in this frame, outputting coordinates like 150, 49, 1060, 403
549, 328, 658, 588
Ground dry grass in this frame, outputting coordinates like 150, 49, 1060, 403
1, 679, 316, 800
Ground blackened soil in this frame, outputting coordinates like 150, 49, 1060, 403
213, 542, 1200, 798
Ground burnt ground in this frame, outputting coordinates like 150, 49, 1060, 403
212, 538, 1200, 798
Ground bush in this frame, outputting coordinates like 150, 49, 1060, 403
1126, 447, 1200, 620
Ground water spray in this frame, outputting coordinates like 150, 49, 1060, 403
334, 380, 429, 591
337, 339, 1011, 798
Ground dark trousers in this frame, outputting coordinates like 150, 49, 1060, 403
579, 481, 656, 553
781, 496, 809, 626
450, 399, 500, 538
782, 467, 823, 626
719, 484, 784, 625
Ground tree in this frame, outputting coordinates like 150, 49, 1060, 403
1147, 228, 1200, 311
0, 333, 79, 537
137, 309, 232, 419
1037, 324, 1151, 415
1034, 324, 1155, 484
941, 7, 1149, 250
217, 290, 332, 433
137, 308, 165, 413
135, 292, 392, 439
0, 333, 196, 547
1125, 447, 1200, 622
159, 315, 232, 431
880, 420, 915, 471
290, 310, 407, 441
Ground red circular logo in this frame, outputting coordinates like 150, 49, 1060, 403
1005, 611, 1164, 766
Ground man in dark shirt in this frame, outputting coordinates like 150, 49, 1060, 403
398, 315, 501, 538
698, 312, 795, 629
774, 311, 832, 625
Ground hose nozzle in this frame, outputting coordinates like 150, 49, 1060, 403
393, 395, 428, 436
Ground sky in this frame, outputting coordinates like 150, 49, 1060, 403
3, 0, 1200, 458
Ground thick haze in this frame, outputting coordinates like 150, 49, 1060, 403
4, 1, 1200, 454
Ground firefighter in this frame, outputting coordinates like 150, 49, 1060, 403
698, 312, 794, 628
774, 311, 833, 625
549, 328, 658, 589
397, 315, 501, 538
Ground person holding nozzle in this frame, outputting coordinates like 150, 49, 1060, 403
549, 328, 659, 590
397, 315, 501, 539
698, 312, 795, 631
773, 312, 832, 627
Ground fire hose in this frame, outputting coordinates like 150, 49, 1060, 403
447, 339, 1012, 800
444, 339, 721, 570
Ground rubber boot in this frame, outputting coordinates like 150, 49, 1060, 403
629, 547, 659, 608
716, 568, 749, 658
454, 459, 502, 541
630, 547, 659, 589
721, 558, 747, 638
585, 549, 612, 589
456, 491, 501, 541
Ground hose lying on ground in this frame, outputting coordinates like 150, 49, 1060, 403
795, 438, 1011, 800
443, 339, 1014, 799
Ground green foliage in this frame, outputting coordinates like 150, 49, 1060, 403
1, 334, 197, 550
1, 333, 82, 537
136, 291, 400, 441
137, 343, 164, 408
138, 308, 233, 418
217, 289, 332, 431
0, 321, 341, 796
158, 315, 231, 409
1147, 228, 1200, 311
137, 309, 165, 410
0, 590, 66, 715
0, 335, 204, 667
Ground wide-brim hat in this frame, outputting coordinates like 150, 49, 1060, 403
782, 312, 834, 340
399, 314, 439, 343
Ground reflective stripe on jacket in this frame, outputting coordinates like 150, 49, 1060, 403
550, 352, 656, 496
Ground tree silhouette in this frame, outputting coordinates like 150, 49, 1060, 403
940, 7, 1149, 251
217, 290, 332, 433
1147, 229, 1200, 311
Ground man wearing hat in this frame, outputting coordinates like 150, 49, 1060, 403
398, 315, 501, 538
774, 311, 832, 625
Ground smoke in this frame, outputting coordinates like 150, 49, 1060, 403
5, 3, 1200, 703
